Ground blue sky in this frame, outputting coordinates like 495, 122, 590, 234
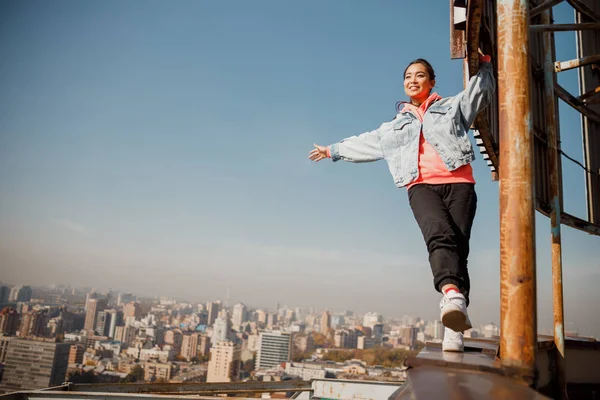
0, 0, 598, 337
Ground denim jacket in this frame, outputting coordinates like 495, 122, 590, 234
328, 62, 495, 188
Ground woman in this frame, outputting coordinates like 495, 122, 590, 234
308, 55, 494, 352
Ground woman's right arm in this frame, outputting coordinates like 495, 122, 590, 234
309, 128, 384, 163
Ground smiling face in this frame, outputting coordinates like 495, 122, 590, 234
404, 62, 435, 105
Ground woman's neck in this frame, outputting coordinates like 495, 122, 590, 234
410, 92, 431, 107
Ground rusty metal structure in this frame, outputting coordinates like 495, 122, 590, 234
451, 0, 600, 398
496, 0, 538, 380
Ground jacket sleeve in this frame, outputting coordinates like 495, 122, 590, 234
328, 127, 384, 163
458, 62, 496, 128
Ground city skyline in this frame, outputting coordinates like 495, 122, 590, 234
1, 1, 599, 341
0, 281, 594, 339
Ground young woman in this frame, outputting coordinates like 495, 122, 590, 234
309, 55, 495, 352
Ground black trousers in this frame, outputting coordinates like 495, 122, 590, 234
408, 183, 477, 305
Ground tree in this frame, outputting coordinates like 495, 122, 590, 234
241, 358, 255, 373
321, 348, 412, 368
121, 365, 145, 383
192, 354, 209, 363
292, 350, 312, 362
66, 370, 98, 384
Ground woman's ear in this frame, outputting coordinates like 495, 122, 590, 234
431, 80, 436, 89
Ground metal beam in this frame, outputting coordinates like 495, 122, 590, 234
567, 0, 600, 22
579, 86, 600, 102
466, 0, 484, 77
497, 0, 537, 380
530, 22, 600, 31
66, 380, 311, 395
541, 9, 567, 400
536, 200, 600, 235
555, 82, 600, 124
555, 54, 600, 72
530, 0, 566, 19
450, 0, 466, 59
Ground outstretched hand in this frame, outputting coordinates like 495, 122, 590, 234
308, 143, 329, 162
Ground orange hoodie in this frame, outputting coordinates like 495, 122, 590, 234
400, 92, 475, 190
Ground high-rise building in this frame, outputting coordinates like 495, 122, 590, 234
95, 311, 110, 337
399, 326, 418, 348
373, 323, 384, 339
232, 303, 247, 327
7, 286, 31, 303
331, 315, 345, 329
362, 312, 382, 329
433, 320, 444, 340
0, 307, 19, 335
96, 310, 120, 338
180, 333, 199, 361
197, 335, 211, 356
0, 286, 10, 304
256, 331, 292, 370
16, 286, 32, 303
117, 293, 136, 306
144, 361, 172, 381
18, 310, 46, 338
123, 302, 141, 320
0, 338, 70, 393
68, 343, 85, 364
206, 341, 240, 383
85, 292, 98, 312
334, 330, 348, 348
114, 325, 137, 346
357, 336, 373, 350
207, 301, 221, 326
283, 309, 296, 326
320, 311, 331, 335
197, 311, 208, 326
0, 336, 11, 363
164, 330, 183, 349
84, 298, 107, 332
108, 310, 121, 338
212, 316, 229, 345
256, 310, 267, 324
333, 329, 360, 349
267, 313, 278, 329
8, 287, 20, 303
293, 334, 314, 354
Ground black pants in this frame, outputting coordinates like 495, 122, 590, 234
408, 183, 477, 305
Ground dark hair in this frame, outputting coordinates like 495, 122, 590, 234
403, 58, 436, 81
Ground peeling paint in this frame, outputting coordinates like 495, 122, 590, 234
497, 0, 536, 373
551, 196, 562, 238
555, 322, 565, 349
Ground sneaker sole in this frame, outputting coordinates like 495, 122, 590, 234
442, 343, 464, 352
441, 308, 472, 333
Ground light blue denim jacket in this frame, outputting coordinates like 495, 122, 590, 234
328, 62, 495, 188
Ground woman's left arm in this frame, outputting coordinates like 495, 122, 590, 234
459, 56, 496, 127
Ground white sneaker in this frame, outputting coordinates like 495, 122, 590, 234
443, 327, 465, 353
439, 291, 472, 332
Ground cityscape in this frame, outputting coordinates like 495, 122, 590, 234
0, 282, 504, 393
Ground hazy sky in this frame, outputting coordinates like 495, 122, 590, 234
1, 1, 598, 337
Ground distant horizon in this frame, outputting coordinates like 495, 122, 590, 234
2, 279, 596, 340
1, 1, 598, 341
